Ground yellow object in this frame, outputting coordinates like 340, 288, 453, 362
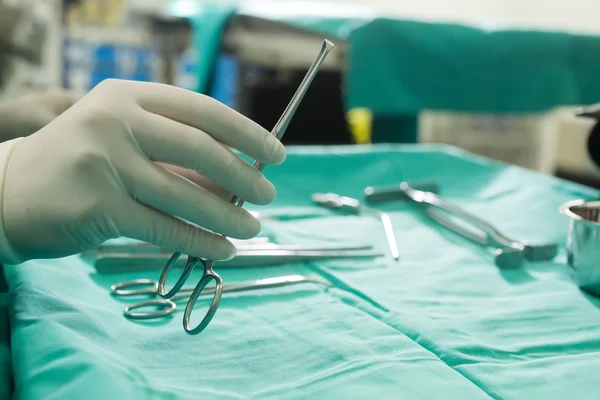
66, 8, 82, 26
67, 0, 125, 26
347, 108, 373, 144
103, 0, 124, 25
82, 0, 100, 23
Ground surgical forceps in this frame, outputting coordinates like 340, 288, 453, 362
364, 182, 558, 269
311, 192, 399, 261
92, 246, 383, 273
86, 237, 272, 258
112, 275, 331, 320
157, 39, 335, 335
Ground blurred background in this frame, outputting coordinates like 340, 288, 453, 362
3, 0, 600, 187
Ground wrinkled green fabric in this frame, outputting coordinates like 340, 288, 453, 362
4, 144, 600, 399
191, 4, 600, 115
345, 19, 596, 114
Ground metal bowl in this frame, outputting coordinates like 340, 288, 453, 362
560, 199, 600, 295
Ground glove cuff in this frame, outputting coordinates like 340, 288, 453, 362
0, 138, 24, 265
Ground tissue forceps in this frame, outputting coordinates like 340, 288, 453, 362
311, 192, 399, 261
157, 39, 335, 335
114, 275, 330, 320
94, 247, 382, 273
364, 182, 558, 268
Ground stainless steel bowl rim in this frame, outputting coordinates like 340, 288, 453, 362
559, 199, 600, 227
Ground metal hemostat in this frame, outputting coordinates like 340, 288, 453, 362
364, 182, 558, 269
156, 39, 335, 335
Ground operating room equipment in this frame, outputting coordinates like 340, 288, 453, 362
311, 192, 399, 261
560, 199, 600, 296
364, 182, 559, 269
157, 39, 334, 335
89, 245, 382, 274
113, 275, 332, 320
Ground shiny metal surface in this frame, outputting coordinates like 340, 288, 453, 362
117, 275, 330, 320
311, 192, 400, 261
363, 181, 440, 204
157, 39, 334, 335
420, 204, 525, 269
364, 182, 559, 268
95, 247, 381, 273
560, 199, 600, 295
379, 213, 400, 260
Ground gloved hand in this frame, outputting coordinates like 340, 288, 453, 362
1, 79, 286, 264
0, 90, 78, 142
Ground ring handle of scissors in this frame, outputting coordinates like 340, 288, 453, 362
111, 278, 158, 296
157, 252, 199, 298
183, 260, 223, 335
123, 298, 177, 319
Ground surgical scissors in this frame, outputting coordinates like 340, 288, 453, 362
364, 182, 558, 268
311, 192, 400, 261
157, 39, 335, 335
112, 275, 330, 320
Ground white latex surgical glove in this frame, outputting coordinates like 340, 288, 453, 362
0, 79, 286, 264
0, 90, 78, 142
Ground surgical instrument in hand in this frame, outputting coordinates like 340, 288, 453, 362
115, 275, 331, 320
311, 192, 399, 261
91, 246, 383, 273
85, 237, 272, 258
364, 182, 558, 268
157, 39, 335, 335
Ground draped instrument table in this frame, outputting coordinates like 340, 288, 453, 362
1, 144, 600, 399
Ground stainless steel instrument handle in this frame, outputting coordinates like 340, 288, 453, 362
398, 182, 521, 250
158, 38, 336, 336
311, 192, 361, 214
364, 181, 440, 204
365, 182, 558, 263
215, 275, 329, 293
229, 39, 335, 210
